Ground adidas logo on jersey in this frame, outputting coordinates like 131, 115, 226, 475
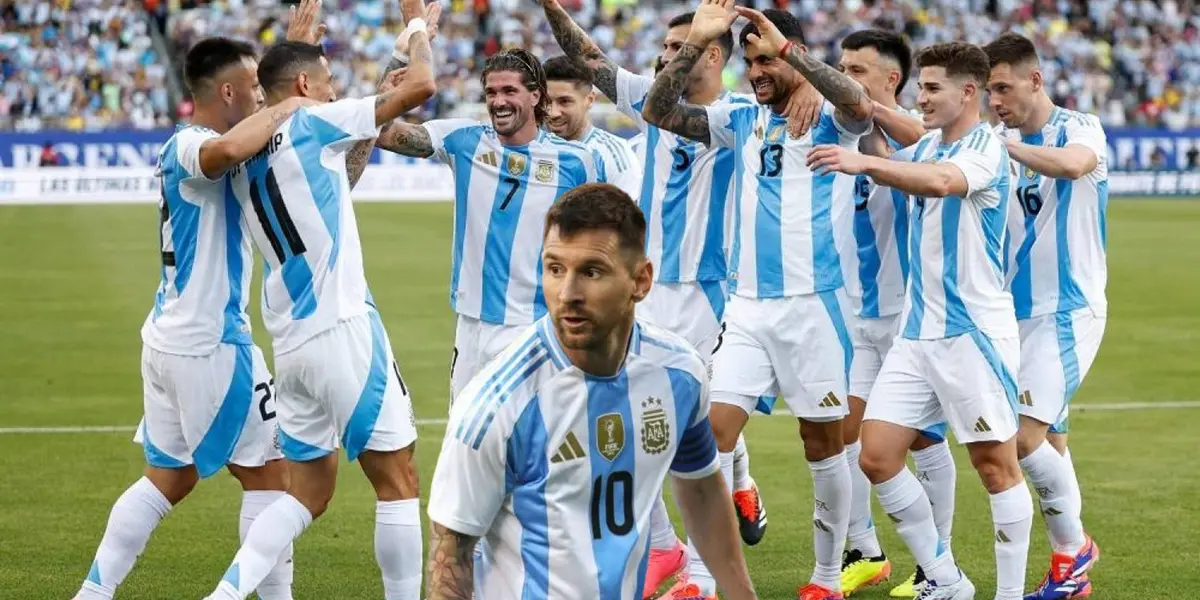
550, 431, 587, 464
818, 392, 842, 408
973, 417, 992, 433
1019, 391, 1034, 407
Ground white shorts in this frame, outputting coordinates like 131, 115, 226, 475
275, 311, 418, 462
636, 280, 727, 362
711, 290, 854, 421
1018, 308, 1106, 431
866, 332, 1020, 444
450, 315, 527, 405
849, 313, 902, 399
136, 343, 280, 478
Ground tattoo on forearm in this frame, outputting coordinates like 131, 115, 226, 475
377, 122, 435, 158
785, 46, 866, 115
543, 2, 619, 100
644, 43, 711, 144
409, 32, 434, 68
426, 523, 478, 600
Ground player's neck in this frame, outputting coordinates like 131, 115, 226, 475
499, 121, 540, 147
875, 95, 898, 111
1019, 92, 1056, 136
770, 81, 806, 115
572, 123, 595, 142
685, 75, 723, 106
941, 110, 982, 144
190, 105, 229, 134
564, 317, 635, 377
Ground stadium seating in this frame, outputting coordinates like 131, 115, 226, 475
2, 0, 1198, 131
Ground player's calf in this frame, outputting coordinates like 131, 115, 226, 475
228, 460, 294, 600
360, 445, 423, 600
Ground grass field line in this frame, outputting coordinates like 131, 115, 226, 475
3, 400, 1200, 435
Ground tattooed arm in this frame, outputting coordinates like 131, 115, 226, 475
426, 522, 479, 600
198, 96, 314, 179
781, 45, 874, 125
346, 55, 411, 187
374, 120, 436, 158
641, 43, 713, 144
539, 0, 619, 101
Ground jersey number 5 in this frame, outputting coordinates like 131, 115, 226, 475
249, 167, 306, 262
590, 470, 633, 539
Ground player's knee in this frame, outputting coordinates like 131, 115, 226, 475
843, 396, 868, 444
360, 445, 419, 501
229, 459, 289, 491
967, 442, 1023, 493
857, 446, 901, 484
709, 399, 749, 452
144, 465, 199, 505
1015, 417, 1051, 459
798, 417, 845, 461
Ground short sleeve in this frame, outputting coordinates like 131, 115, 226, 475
427, 397, 511, 537
423, 118, 480, 164
706, 103, 756, 149
173, 127, 221, 182
669, 374, 719, 479
615, 68, 653, 131
826, 101, 872, 136
946, 131, 1002, 198
597, 137, 641, 199
1063, 113, 1107, 164
298, 96, 381, 151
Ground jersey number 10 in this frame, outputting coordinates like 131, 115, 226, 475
590, 470, 634, 539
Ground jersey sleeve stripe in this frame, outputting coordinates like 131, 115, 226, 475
454, 335, 541, 440
469, 354, 549, 450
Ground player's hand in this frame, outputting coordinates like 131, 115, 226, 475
285, 0, 326, 45
782, 82, 821, 138
394, 2, 441, 55
685, 0, 738, 46
380, 68, 408, 94
400, 0, 428, 23
734, 6, 790, 58
807, 144, 868, 175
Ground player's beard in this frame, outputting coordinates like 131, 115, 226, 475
751, 75, 789, 106
490, 103, 527, 137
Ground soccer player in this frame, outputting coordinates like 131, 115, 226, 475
542, 55, 642, 199
984, 32, 1105, 600
808, 41, 1034, 600
71, 37, 313, 600
425, 183, 757, 600
202, 10, 438, 600
365, 48, 605, 404
834, 30, 959, 599
642, 4, 876, 599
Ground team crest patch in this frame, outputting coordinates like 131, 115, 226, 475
754, 125, 764, 140
535, 160, 556, 183
640, 398, 670, 454
507, 154, 528, 176
596, 413, 625, 461
1025, 165, 1036, 179
766, 124, 785, 143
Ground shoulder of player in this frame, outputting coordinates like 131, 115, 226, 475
954, 125, 1001, 156
449, 327, 560, 438
632, 320, 706, 378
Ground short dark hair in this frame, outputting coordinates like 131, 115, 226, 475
481, 49, 549, 124
543, 55, 593, 88
915, 42, 990, 87
544, 184, 646, 259
183, 37, 257, 95
257, 41, 325, 96
669, 12, 734, 64
982, 33, 1040, 69
841, 29, 912, 96
739, 9, 805, 50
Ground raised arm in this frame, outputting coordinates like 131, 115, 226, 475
671, 473, 757, 600
538, 0, 619, 100
198, 96, 311, 179
1005, 140, 1098, 180
374, 121, 436, 158
872, 101, 925, 147
425, 522, 478, 600
735, 7, 873, 126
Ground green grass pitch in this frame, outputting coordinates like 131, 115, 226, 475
1, 199, 1198, 599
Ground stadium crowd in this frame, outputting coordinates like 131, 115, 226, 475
2, 0, 1199, 131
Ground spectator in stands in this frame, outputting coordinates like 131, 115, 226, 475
38, 141, 61, 167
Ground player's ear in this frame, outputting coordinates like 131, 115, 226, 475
220, 82, 234, 106
631, 256, 653, 303
297, 71, 310, 97
586, 89, 596, 109
1030, 68, 1043, 92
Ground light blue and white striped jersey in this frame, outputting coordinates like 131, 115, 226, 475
228, 96, 381, 354
895, 124, 1018, 340
844, 110, 922, 319
424, 120, 605, 325
581, 125, 641, 200
706, 101, 867, 298
142, 125, 253, 355
428, 318, 719, 600
615, 68, 751, 284
629, 133, 645, 160
996, 107, 1109, 320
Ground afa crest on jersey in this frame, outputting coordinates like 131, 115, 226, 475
535, 160, 556, 183
596, 413, 625, 461
640, 397, 670, 454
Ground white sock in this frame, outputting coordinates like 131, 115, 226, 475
377, 499, 423, 600
844, 441, 882, 557
649, 490, 678, 551
1019, 442, 1084, 554
991, 483, 1034, 600
875, 469, 959, 585
732, 434, 752, 490
1061, 448, 1083, 519
209, 494, 312, 600
240, 491, 294, 600
912, 442, 957, 553
809, 452, 851, 591
76, 477, 173, 600
684, 451, 734, 596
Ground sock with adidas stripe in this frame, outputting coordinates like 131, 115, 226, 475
76, 477, 173, 600
875, 468, 960, 585
208, 494, 312, 600
991, 482, 1034, 600
1019, 441, 1085, 554
912, 442, 956, 553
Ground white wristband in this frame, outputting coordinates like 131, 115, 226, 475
392, 49, 409, 64
406, 18, 427, 36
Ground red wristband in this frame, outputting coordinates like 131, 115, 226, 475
780, 40, 794, 59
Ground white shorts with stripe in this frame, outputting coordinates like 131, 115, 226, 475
866, 332, 1020, 444
275, 310, 417, 462
450, 315, 527, 407
849, 313, 901, 399
636, 280, 727, 363
136, 342, 280, 478
1017, 307, 1106, 432
711, 290, 854, 421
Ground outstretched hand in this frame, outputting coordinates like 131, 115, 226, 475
395, 1, 442, 56
807, 144, 869, 175
685, 0, 739, 46
782, 83, 821, 138
285, 0, 326, 45
733, 6, 790, 58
